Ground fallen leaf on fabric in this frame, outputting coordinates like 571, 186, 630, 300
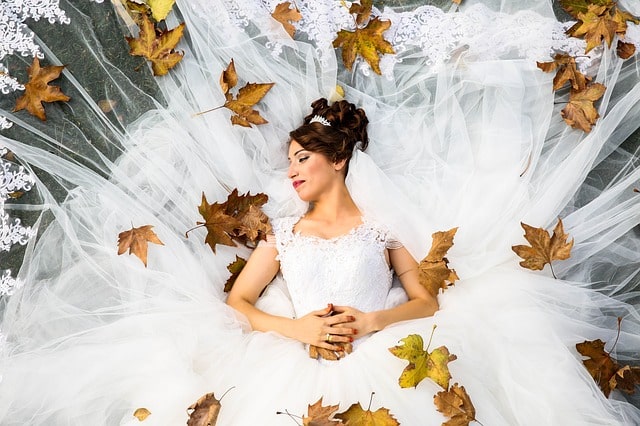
333, 8, 395, 75
302, 397, 343, 425
433, 383, 477, 426
560, 82, 606, 132
335, 401, 399, 425
13, 58, 70, 121
512, 218, 573, 276
616, 40, 636, 59
349, 0, 373, 27
117, 224, 164, 267
537, 54, 588, 91
609, 365, 640, 395
219, 59, 238, 95
98, 99, 117, 113
187, 392, 221, 426
389, 333, 457, 390
418, 228, 459, 296
225, 82, 274, 127
568, 4, 617, 52
576, 339, 620, 397
612, 7, 640, 35
309, 342, 353, 361
133, 407, 151, 421
272, 2, 302, 38
126, 13, 184, 76
224, 255, 247, 292
147, 0, 176, 21
559, 0, 612, 19
193, 192, 242, 253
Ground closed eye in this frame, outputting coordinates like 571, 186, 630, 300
298, 156, 309, 163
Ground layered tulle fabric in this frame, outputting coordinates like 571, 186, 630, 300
1, 0, 640, 424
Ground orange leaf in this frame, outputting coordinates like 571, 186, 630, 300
271, 2, 302, 38
187, 392, 221, 426
512, 218, 573, 275
349, 0, 373, 27
559, 0, 613, 19
126, 13, 184, 76
616, 40, 636, 59
302, 397, 343, 425
612, 8, 640, 35
418, 228, 459, 296
224, 255, 246, 292
536, 54, 588, 91
433, 383, 477, 426
560, 82, 606, 133
219, 58, 238, 95
133, 407, 152, 421
576, 339, 620, 397
117, 224, 164, 267
195, 192, 241, 253
13, 58, 70, 121
333, 17, 395, 75
609, 365, 640, 395
223, 80, 274, 127
568, 4, 617, 53
335, 401, 399, 426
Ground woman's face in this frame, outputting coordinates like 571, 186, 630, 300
287, 139, 344, 202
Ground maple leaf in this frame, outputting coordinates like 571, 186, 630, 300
617, 40, 636, 59
560, 82, 606, 133
147, 0, 176, 21
117, 224, 164, 267
224, 255, 246, 292
568, 4, 617, 53
433, 383, 477, 426
512, 218, 574, 277
302, 397, 343, 426
333, 17, 395, 75
612, 8, 640, 35
576, 339, 620, 397
418, 228, 459, 296
389, 333, 457, 390
609, 365, 640, 395
187, 392, 221, 426
537, 54, 588, 91
335, 401, 399, 426
13, 58, 70, 121
309, 342, 353, 361
133, 407, 151, 421
193, 192, 241, 253
559, 0, 613, 19
223, 189, 271, 246
272, 2, 302, 38
126, 13, 184, 76
349, 0, 373, 27
219, 59, 238, 95
225, 82, 275, 127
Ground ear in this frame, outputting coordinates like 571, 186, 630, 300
334, 158, 347, 172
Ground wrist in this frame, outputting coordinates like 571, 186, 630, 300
368, 311, 384, 333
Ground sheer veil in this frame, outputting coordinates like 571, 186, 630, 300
1, 0, 640, 423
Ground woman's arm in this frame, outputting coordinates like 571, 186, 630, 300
226, 245, 356, 351
333, 246, 438, 337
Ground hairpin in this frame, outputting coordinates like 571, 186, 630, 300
309, 115, 331, 126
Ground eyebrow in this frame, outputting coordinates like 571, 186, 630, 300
287, 148, 307, 161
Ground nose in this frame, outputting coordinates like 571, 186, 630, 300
288, 162, 297, 179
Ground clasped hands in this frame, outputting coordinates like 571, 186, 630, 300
294, 303, 373, 360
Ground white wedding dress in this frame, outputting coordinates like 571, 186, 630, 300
2, 0, 640, 425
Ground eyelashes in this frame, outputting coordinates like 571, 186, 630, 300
298, 156, 309, 163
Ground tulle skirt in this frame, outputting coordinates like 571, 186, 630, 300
1, 0, 640, 424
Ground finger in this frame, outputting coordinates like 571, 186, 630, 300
326, 334, 354, 344
326, 326, 357, 337
310, 303, 334, 317
328, 314, 355, 325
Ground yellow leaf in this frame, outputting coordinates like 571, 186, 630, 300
224, 82, 275, 127
335, 401, 399, 425
271, 2, 302, 38
560, 83, 606, 133
13, 58, 70, 121
126, 14, 184, 76
433, 383, 477, 426
333, 17, 395, 75
418, 228, 459, 296
512, 218, 574, 276
569, 4, 617, 53
219, 58, 237, 95
133, 407, 151, 421
559, 0, 613, 19
147, 0, 176, 21
389, 334, 457, 389
117, 224, 164, 267
349, 0, 373, 27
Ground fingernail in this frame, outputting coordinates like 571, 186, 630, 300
348, 337, 354, 342
353, 329, 358, 335
328, 303, 333, 310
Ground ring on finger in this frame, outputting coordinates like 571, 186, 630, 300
326, 333, 332, 342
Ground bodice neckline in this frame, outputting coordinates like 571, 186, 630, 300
290, 215, 368, 243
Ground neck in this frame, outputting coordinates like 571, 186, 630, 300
308, 182, 360, 222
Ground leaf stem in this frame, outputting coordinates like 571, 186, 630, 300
184, 223, 205, 238
549, 263, 557, 279
275, 409, 302, 425
367, 391, 375, 411
607, 317, 623, 354
193, 105, 225, 117
219, 386, 235, 402
426, 324, 437, 351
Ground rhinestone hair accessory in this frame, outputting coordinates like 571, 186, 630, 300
309, 115, 331, 126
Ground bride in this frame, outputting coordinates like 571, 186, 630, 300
1, 0, 640, 424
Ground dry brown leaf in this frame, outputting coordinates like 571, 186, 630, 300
536, 54, 588, 91
333, 16, 395, 75
612, 7, 640, 35
13, 58, 70, 121
219, 59, 238, 95
433, 383, 477, 426
133, 407, 152, 421
560, 82, 606, 133
271, 2, 302, 38
617, 40, 636, 59
309, 342, 353, 361
418, 228, 459, 296
194, 192, 242, 253
224, 255, 247, 292
349, 0, 373, 27
126, 13, 184, 76
512, 218, 574, 277
452, 0, 462, 4
389, 333, 457, 390
224, 82, 275, 127
187, 392, 221, 426
302, 397, 343, 425
559, 0, 612, 18
117, 224, 164, 267
576, 339, 620, 397
609, 365, 640, 395
568, 4, 617, 53
335, 401, 399, 426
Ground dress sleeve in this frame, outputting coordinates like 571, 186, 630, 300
385, 234, 404, 250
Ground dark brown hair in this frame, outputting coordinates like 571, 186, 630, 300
289, 98, 369, 170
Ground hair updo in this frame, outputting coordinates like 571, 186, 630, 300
289, 98, 369, 168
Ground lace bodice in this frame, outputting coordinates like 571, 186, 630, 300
272, 216, 397, 318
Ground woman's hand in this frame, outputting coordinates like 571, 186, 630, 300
292, 303, 357, 351
331, 305, 377, 339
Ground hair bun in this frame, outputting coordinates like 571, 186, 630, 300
307, 98, 369, 153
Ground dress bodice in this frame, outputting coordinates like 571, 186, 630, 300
272, 216, 395, 318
